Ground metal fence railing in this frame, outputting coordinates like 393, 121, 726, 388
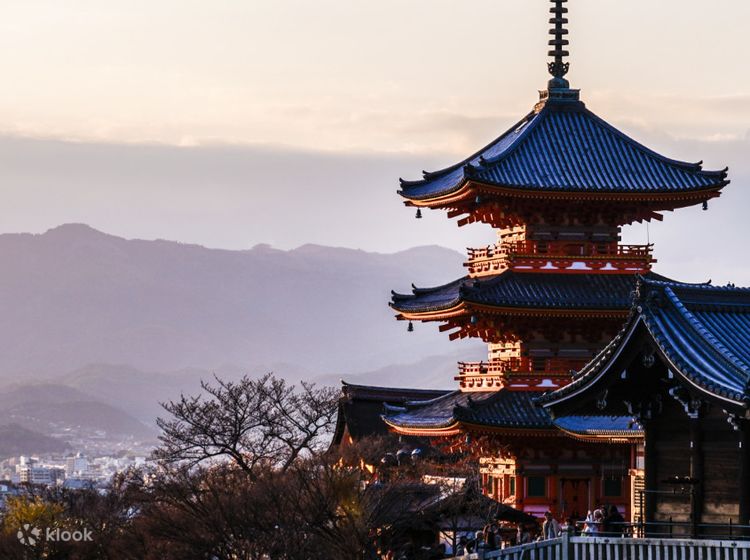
449, 526, 750, 560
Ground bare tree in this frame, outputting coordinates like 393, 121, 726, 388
153, 374, 338, 476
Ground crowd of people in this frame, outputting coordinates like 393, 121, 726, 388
385, 504, 629, 560
545, 504, 628, 539
453, 504, 627, 557
454, 523, 506, 556
578, 504, 626, 537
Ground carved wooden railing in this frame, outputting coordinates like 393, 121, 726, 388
457, 357, 588, 376
455, 358, 587, 392
466, 241, 655, 276
506, 241, 651, 258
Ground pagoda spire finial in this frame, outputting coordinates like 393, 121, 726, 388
547, 0, 570, 88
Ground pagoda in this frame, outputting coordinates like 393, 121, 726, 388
383, 0, 729, 520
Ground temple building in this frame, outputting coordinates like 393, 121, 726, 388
378, 0, 730, 521
331, 382, 446, 450
539, 277, 750, 536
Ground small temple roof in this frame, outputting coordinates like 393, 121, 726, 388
331, 381, 449, 446
539, 277, 750, 411
391, 271, 671, 315
382, 388, 640, 439
382, 390, 552, 432
399, 101, 728, 203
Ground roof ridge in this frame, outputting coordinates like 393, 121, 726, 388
403, 390, 462, 409
639, 276, 713, 289
470, 105, 551, 170
537, 315, 640, 405
341, 381, 451, 397
398, 109, 539, 189
412, 277, 468, 295
658, 287, 750, 381
382, 403, 407, 413
642, 275, 750, 293
390, 276, 470, 300
582, 106, 728, 176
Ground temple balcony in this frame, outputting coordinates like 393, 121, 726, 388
455, 357, 588, 392
466, 241, 655, 277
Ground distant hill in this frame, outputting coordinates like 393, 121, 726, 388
0, 383, 155, 439
0, 424, 69, 459
60, 363, 228, 426
56, 350, 485, 427
0, 224, 469, 381
315, 346, 486, 390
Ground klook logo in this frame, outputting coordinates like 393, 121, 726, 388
16, 524, 93, 546
16, 524, 41, 546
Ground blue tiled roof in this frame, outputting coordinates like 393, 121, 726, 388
391, 271, 670, 314
399, 100, 728, 201
539, 277, 750, 406
383, 387, 641, 436
454, 390, 553, 429
383, 390, 552, 431
383, 390, 471, 430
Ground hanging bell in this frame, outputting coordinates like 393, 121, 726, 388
407, 321, 414, 332
415, 208, 423, 219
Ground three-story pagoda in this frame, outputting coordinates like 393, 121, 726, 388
383, 0, 729, 519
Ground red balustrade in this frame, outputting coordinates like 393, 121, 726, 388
457, 357, 589, 376
504, 241, 653, 259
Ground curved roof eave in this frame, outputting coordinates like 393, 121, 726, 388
391, 271, 654, 317
381, 415, 462, 436
398, 108, 540, 191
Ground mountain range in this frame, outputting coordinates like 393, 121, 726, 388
0, 224, 481, 448
0, 224, 472, 378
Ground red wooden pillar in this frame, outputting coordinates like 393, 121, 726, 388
549, 471, 559, 516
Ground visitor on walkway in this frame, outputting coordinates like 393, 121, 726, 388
542, 511, 561, 540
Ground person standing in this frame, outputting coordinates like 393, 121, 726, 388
542, 511, 561, 540
483, 524, 498, 551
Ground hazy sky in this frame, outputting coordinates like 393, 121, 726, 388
1, 0, 749, 282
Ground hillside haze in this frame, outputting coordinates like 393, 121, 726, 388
0, 224, 468, 381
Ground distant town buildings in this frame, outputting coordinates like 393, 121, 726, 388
0, 451, 150, 496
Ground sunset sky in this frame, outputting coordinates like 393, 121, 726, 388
1, 0, 748, 283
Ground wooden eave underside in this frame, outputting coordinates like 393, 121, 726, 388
385, 419, 557, 439
405, 180, 724, 209
556, 427, 643, 444
386, 419, 640, 443
457, 422, 558, 438
382, 419, 462, 437
397, 302, 629, 323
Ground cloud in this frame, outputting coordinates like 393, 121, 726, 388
0, 134, 488, 255
0, 115, 747, 284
